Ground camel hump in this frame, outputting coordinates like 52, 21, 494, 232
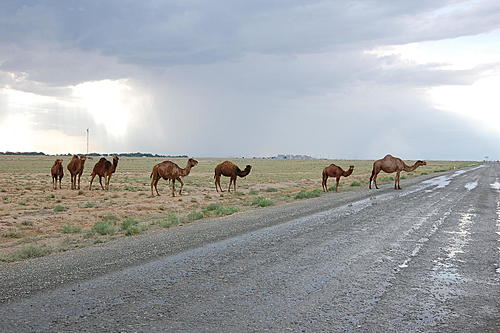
384, 154, 394, 159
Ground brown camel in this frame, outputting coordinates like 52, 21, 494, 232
50, 159, 64, 190
214, 161, 252, 193
369, 154, 426, 190
67, 155, 87, 190
322, 164, 354, 192
150, 158, 199, 197
89, 156, 119, 190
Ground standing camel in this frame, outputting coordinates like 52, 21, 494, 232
150, 158, 198, 197
214, 161, 252, 193
67, 155, 87, 190
50, 159, 64, 190
89, 156, 119, 190
369, 154, 426, 190
322, 164, 354, 192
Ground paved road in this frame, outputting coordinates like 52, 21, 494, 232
1, 165, 499, 332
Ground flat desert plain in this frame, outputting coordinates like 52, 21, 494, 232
0, 156, 477, 262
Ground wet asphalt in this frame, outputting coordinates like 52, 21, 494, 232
0, 164, 499, 332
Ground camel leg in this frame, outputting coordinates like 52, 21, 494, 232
59, 176, 62, 190
77, 174, 81, 190
89, 174, 95, 190
322, 175, 328, 192
395, 172, 401, 190
335, 177, 340, 192
171, 178, 176, 197
150, 176, 155, 197
177, 177, 184, 195
215, 175, 224, 192
98, 176, 104, 190
71, 175, 75, 190
154, 178, 161, 196
373, 172, 380, 189
233, 177, 237, 192
105, 175, 111, 191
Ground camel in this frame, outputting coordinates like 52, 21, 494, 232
322, 164, 354, 192
369, 154, 426, 190
67, 155, 87, 190
150, 158, 199, 197
214, 161, 252, 193
89, 156, 119, 190
50, 159, 64, 190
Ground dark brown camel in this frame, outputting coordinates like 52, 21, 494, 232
150, 158, 198, 197
322, 164, 354, 192
50, 159, 64, 190
369, 154, 426, 190
214, 161, 252, 193
67, 155, 87, 190
89, 156, 119, 190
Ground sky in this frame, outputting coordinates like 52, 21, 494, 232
0, 0, 499, 160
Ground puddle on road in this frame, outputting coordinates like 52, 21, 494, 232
432, 262, 462, 282
421, 165, 484, 193
464, 181, 478, 191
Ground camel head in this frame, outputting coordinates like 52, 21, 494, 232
187, 158, 199, 168
112, 155, 119, 162
415, 160, 426, 166
349, 165, 355, 170
80, 156, 87, 162
238, 164, 252, 177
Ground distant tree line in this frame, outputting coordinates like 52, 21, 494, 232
0, 151, 187, 158
0, 151, 46, 156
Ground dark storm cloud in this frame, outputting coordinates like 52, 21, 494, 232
1, 0, 499, 158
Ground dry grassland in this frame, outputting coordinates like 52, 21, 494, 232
0, 155, 477, 262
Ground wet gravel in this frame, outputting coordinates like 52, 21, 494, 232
0, 165, 499, 332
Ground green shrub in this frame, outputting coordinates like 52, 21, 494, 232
60, 225, 81, 234
202, 203, 222, 214
124, 186, 139, 192
249, 190, 259, 195
252, 196, 274, 207
187, 211, 204, 221
78, 190, 84, 195
158, 214, 179, 228
294, 189, 322, 199
2, 231, 24, 238
350, 181, 362, 187
420, 172, 428, 175
265, 187, 278, 192
53, 205, 67, 212
121, 218, 139, 231
80, 202, 96, 208
91, 221, 115, 235
4, 244, 52, 262
124, 225, 141, 236
400, 175, 407, 179
102, 214, 118, 222
214, 206, 240, 216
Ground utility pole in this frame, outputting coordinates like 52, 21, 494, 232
86, 128, 89, 155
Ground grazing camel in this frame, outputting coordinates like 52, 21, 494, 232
50, 159, 64, 190
322, 164, 354, 192
150, 158, 199, 197
67, 155, 87, 190
89, 156, 119, 190
369, 154, 426, 190
214, 161, 252, 193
